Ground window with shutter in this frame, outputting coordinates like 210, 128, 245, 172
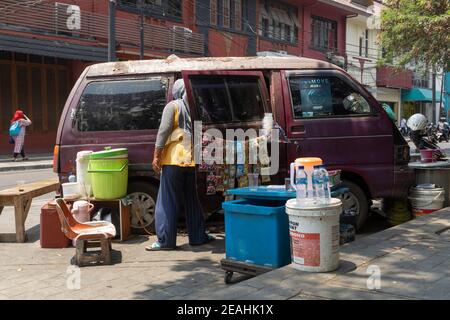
234, 0, 242, 30
223, 0, 230, 28
210, 0, 217, 26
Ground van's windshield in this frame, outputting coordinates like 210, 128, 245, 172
73, 78, 168, 132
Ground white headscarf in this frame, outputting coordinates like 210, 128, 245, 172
172, 79, 192, 136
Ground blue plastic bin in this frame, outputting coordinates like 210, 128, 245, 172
222, 199, 291, 268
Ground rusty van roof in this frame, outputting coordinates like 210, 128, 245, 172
86, 56, 341, 78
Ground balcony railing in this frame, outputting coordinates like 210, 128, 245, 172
0, 0, 205, 56
376, 66, 413, 90
413, 75, 431, 89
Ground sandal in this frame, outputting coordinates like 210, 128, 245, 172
145, 242, 175, 251
206, 234, 216, 243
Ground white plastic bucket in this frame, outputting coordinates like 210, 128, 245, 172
286, 198, 341, 272
76, 150, 93, 197
62, 182, 80, 199
408, 184, 445, 217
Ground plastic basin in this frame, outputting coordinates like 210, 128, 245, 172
88, 158, 128, 199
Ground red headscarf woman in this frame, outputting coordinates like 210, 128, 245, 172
10, 109, 32, 161
11, 110, 25, 124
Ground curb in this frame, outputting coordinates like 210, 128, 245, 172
0, 157, 52, 163
0, 163, 53, 173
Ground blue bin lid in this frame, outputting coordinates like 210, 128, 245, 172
226, 186, 348, 201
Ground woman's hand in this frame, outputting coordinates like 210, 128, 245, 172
152, 148, 163, 174
152, 158, 161, 174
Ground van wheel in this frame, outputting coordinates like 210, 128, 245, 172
339, 180, 369, 231
127, 181, 158, 234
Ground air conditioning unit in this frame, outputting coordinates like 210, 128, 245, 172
326, 52, 346, 67
172, 26, 192, 34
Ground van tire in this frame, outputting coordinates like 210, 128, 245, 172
127, 181, 158, 234
339, 180, 369, 231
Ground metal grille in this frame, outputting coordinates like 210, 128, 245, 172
0, 0, 204, 56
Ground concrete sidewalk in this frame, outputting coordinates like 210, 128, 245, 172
1, 197, 449, 299
0, 196, 229, 300
0, 156, 52, 172
200, 210, 450, 300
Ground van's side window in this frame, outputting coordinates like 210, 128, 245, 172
189, 75, 265, 123
74, 78, 167, 132
289, 76, 371, 119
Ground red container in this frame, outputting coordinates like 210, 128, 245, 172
420, 149, 437, 163
40, 201, 71, 248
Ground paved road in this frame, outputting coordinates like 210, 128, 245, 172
0, 168, 56, 190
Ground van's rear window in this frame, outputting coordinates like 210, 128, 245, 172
73, 78, 167, 132
189, 75, 265, 124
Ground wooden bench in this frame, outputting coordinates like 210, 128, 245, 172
0, 178, 59, 243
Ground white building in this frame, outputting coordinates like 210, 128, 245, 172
346, 0, 405, 122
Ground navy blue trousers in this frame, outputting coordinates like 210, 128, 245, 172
155, 165, 208, 248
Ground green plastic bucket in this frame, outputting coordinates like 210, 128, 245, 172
88, 148, 128, 199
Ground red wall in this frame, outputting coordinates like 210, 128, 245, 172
302, 2, 348, 61
377, 66, 413, 90
208, 29, 248, 57
258, 39, 301, 56
0, 132, 56, 156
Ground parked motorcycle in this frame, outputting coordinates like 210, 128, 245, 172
407, 114, 446, 161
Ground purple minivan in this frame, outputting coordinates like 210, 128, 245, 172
54, 56, 414, 231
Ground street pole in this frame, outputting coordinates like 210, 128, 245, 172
440, 74, 445, 120
140, 0, 144, 60
108, 0, 116, 62
432, 66, 437, 123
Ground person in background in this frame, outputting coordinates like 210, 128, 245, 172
146, 79, 214, 251
438, 118, 449, 141
10, 110, 32, 162
400, 117, 408, 136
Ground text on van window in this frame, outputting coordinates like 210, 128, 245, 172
289, 76, 371, 119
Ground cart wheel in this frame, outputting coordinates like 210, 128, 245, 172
224, 271, 233, 284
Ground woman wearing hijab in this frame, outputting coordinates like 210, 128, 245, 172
10, 110, 32, 162
146, 78, 214, 250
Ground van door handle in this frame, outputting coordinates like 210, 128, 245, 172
291, 125, 306, 133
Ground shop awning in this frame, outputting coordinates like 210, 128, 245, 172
0, 34, 108, 62
289, 11, 299, 28
260, 5, 269, 20
269, 6, 283, 23
402, 88, 442, 102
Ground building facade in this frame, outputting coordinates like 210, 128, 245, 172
2, 0, 424, 155
0, 0, 205, 155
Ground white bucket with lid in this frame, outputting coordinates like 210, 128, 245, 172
286, 198, 341, 272
408, 184, 445, 217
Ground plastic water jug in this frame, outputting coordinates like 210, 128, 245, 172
290, 158, 323, 205
290, 164, 308, 201
312, 165, 331, 204
71, 200, 94, 223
